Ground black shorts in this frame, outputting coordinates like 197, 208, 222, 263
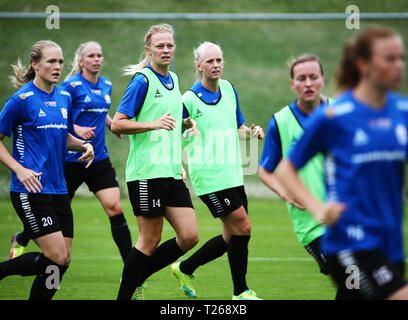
127, 178, 194, 217
199, 185, 248, 218
10, 192, 74, 239
304, 236, 330, 275
64, 157, 119, 199
327, 250, 406, 300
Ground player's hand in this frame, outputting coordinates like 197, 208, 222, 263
15, 167, 43, 193
75, 125, 96, 140
183, 117, 198, 137
316, 202, 346, 227
78, 143, 94, 169
181, 166, 187, 181
153, 112, 177, 131
250, 124, 265, 139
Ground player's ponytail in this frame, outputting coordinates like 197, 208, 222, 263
335, 27, 399, 93
65, 41, 101, 81
122, 23, 175, 76
10, 40, 60, 89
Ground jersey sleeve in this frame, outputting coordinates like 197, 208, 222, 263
287, 108, 329, 170
232, 86, 245, 127
182, 103, 189, 119
117, 74, 148, 118
0, 96, 26, 137
259, 117, 282, 172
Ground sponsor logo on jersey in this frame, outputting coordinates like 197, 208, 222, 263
44, 101, 57, 107
60, 108, 68, 119
70, 81, 82, 87
353, 128, 369, 146
326, 102, 354, 118
154, 89, 162, 98
18, 91, 34, 100
91, 89, 101, 95
397, 99, 408, 111
38, 109, 46, 117
195, 109, 203, 118
369, 117, 391, 129
395, 124, 407, 146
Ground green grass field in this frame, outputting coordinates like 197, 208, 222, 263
0, 197, 342, 300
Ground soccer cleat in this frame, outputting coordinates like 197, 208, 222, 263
232, 289, 263, 300
171, 262, 196, 298
10, 232, 27, 259
132, 283, 147, 300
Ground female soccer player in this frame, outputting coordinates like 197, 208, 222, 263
276, 27, 408, 300
171, 42, 264, 300
258, 54, 333, 280
0, 40, 94, 299
111, 23, 199, 300
10, 41, 132, 264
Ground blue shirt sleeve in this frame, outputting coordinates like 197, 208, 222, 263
259, 117, 282, 172
182, 103, 189, 119
287, 108, 329, 170
233, 86, 245, 127
0, 97, 26, 137
117, 74, 148, 118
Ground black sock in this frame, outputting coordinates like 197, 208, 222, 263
228, 235, 250, 296
0, 252, 53, 279
29, 264, 68, 300
180, 234, 227, 275
146, 237, 185, 278
109, 213, 132, 263
117, 247, 152, 300
16, 231, 31, 246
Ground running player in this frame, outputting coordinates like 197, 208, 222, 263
10, 41, 132, 263
276, 27, 408, 300
0, 40, 94, 299
258, 54, 334, 290
171, 41, 264, 300
111, 24, 199, 300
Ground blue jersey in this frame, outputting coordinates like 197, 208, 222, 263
288, 89, 408, 263
184, 81, 245, 127
117, 64, 174, 118
260, 99, 328, 172
0, 80, 73, 194
60, 73, 112, 163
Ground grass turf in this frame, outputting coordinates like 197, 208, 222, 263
0, 197, 339, 300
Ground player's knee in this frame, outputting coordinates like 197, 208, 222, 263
137, 234, 161, 254
238, 219, 251, 236
179, 232, 199, 252
105, 201, 123, 216
45, 250, 68, 266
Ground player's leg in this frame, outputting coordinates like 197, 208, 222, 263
88, 159, 132, 262
117, 215, 163, 300
220, 205, 254, 298
95, 187, 132, 262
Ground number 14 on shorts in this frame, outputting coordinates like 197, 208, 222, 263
152, 199, 161, 208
